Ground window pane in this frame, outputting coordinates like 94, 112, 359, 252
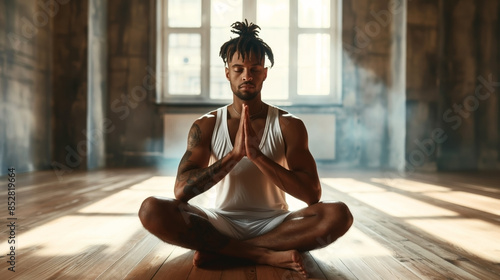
210, 27, 231, 100
263, 68, 288, 100
259, 28, 288, 68
298, 34, 330, 95
168, 0, 201, 27
210, 0, 242, 99
168, 34, 201, 95
257, 0, 289, 64
258, 29, 289, 100
211, 0, 242, 27
298, 0, 330, 28
210, 66, 232, 99
257, 1, 289, 100
257, 0, 289, 28
211, 27, 230, 67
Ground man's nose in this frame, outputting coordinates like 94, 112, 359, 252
242, 69, 253, 81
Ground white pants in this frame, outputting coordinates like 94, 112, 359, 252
196, 207, 291, 240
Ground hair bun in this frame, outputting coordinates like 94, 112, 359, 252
231, 19, 260, 38
220, 19, 274, 67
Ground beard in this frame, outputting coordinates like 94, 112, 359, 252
233, 90, 259, 101
232, 82, 260, 101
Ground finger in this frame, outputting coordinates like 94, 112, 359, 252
244, 113, 255, 139
243, 110, 250, 147
243, 108, 258, 159
237, 106, 246, 143
238, 105, 246, 127
244, 125, 254, 158
243, 105, 252, 131
243, 107, 251, 137
242, 104, 249, 119
243, 104, 249, 116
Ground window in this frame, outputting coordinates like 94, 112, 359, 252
156, 0, 342, 105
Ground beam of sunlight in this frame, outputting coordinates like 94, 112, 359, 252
78, 189, 150, 214
353, 192, 458, 218
371, 178, 500, 216
424, 191, 500, 216
128, 175, 177, 192
322, 178, 459, 218
18, 215, 139, 257
322, 177, 500, 263
408, 218, 500, 263
320, 226, 393, 258
371, 178, 452, 192
321, 178, 387, 193
455, 182, 500, 194
19, 176, 174, 257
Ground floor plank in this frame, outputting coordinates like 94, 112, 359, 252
96, 234, 163, 279
152, 247, 194, 280
220, 265, 257, 280
123, 241, 175, 280
301, 252, 327, 280
187, 266, 223, 280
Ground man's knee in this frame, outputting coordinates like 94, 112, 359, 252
321, 201, 354, 237
138, 196, 176, 232
139, 197, 199, 232
337, 202, 354, 231
138, 196, 158, 230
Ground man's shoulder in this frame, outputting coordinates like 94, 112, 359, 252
276, 108, 303, 128
192, 108, 222, 138
274, 108, 309, 145
198, 105, 228, 121
195, 110, 217, 127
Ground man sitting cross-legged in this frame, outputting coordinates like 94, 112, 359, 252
138, 20, 353, 277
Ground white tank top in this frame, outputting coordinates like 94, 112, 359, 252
210, 105, 289, 219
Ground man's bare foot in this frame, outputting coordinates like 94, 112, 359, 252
259, 249, 307, 277
193, 250, 221, 267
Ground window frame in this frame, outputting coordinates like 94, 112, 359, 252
156, 0, 342, 105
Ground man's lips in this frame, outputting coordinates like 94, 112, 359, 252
239, 83, 255, 89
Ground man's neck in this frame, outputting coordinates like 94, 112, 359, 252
232, 97, 264, 115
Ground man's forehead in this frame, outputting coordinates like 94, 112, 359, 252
228, 52, 265, 66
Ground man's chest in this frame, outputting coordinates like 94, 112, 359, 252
226, 118, 267, 146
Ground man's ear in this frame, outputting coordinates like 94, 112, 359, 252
263, 67, 268, 81
225, 67, 230, 81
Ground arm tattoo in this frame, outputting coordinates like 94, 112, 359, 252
176, 151, 194, 183
188, 123, 202, 149
183, 160, 223, 196
176, 122, 202, 184
179, 150, 192, 167
177, 123, 228, 198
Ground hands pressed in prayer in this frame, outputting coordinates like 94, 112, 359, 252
232, 104, 263, 162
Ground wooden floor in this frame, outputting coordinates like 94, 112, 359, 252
1, 167, 500, 280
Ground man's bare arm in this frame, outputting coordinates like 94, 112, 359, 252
245, 111, 321, 205
174, 115, 244, 202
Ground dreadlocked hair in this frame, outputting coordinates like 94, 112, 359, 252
219, 19, 274, 68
